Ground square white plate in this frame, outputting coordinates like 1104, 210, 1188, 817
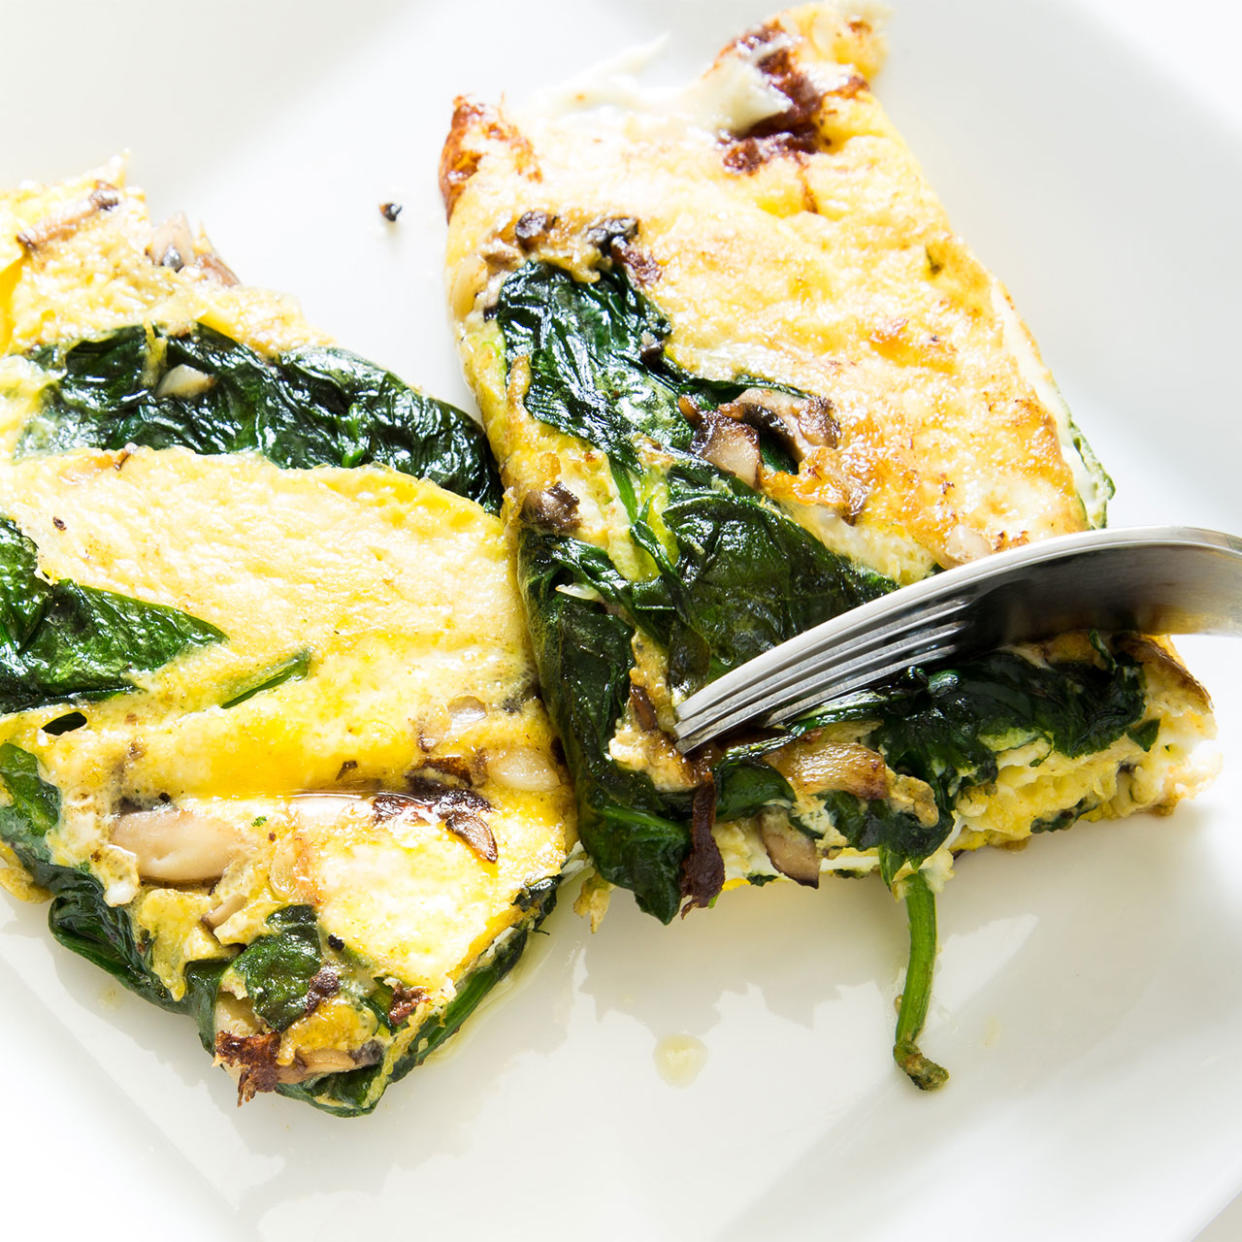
1, 2, 1240, 1239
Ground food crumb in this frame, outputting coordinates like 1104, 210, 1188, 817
379, 201, 403, 222
654, 1034, 707, 1087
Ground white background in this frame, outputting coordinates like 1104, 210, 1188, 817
0, 1, 1240, 1239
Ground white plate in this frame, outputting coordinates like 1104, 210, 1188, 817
1, 2, 1240, 1239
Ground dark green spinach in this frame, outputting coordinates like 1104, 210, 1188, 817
221, 648, 312, 709
19, 324, 502, 512
0, 517, 224, 715
498, 259, 1149, 924
0, 743, 192, 1011
230, 904, 326, 1031
496, 261, 801, 475
521, 531, 691, 923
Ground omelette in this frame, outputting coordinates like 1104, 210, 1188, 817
0, 164, 576, 1114
440, 3, 1217, 1085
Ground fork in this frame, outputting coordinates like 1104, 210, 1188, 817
672, 525, 1242, 751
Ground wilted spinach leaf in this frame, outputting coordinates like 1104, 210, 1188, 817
0, 743, 194, 1011
521, 531, 691, 923
19, 324, 501, 513
495, 261, 808, 473
497, 258, 1149, 917
651, 460, 892, 693
0, 517, 224, 714
801, 644, 1147, 812
221, 648, 312, 709
230, 904, 325, 1032
0, 516, 49, 647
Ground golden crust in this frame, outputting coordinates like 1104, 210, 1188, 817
443, 3, 1092, 582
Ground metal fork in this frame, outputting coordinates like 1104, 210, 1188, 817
672, 525, 1242, 751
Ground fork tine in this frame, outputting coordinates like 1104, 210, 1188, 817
676, 594, 969, 718
765, 624, 972, 725
672, 526, 1242, 752
675, 618, 970, 748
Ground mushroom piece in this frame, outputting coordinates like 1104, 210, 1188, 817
147, 211, 195, 271
290, 792, 367, 831
110, 807, 244, 884
16, 183, 121, 252
718, 387, 840, 459
769, 740, 889, 802
759, 819, 821, 888
156, 364, 215, 399
486, 745, 562, 792
446, 695, 488, 738
520, 483, 580, 533
374, 786, 500, 864
514, 209, 555, 250
691, 412, 762, 487
202, 890, 247, 933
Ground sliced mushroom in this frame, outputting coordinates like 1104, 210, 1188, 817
768, 740, 889, 802
520, 482, 580, 533
375, 785, 498, 864
514, 209, 555, 250
291, 792, 367, 831
691, 411, 761, 487
202, 890, 247, 932
760, 819, 821, 887
16, 183, 120, 252
680, 780, 725, 912
485, 745, 562, 792
443, 812, 498, 864
446, 695, 488, 737
110, 807, 244, 884
718, 387, 840, 458
942, 523, 994, 566
585, 215, 638, 250
285, 1048, 360, 1077
193, 248, 240, 287
629, 684, 659, 732
147, 211, 195, 271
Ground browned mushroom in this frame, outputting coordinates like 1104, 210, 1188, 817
691, 411, 762, 487
375, 784, 500, 863
147, 211, 195, 271
768, 740, 889, 802
760, 819, 821, 887
514, 209, 555, 250
16, 183, 121, 252
718, 387, 840, 459
520, 482, 580, 533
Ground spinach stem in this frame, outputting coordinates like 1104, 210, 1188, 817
893, 870, 949, 1090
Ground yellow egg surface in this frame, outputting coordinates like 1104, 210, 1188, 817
0, 166, 575, 1114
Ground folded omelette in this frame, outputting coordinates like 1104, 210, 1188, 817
439, 3, 1216, 1084
0, 164, 576, 1114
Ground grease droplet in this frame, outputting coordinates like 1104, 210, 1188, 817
654, 1034, 707, 1087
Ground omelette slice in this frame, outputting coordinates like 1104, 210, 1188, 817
439, 4, 1216, 1085
0, 166, 575, 1114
